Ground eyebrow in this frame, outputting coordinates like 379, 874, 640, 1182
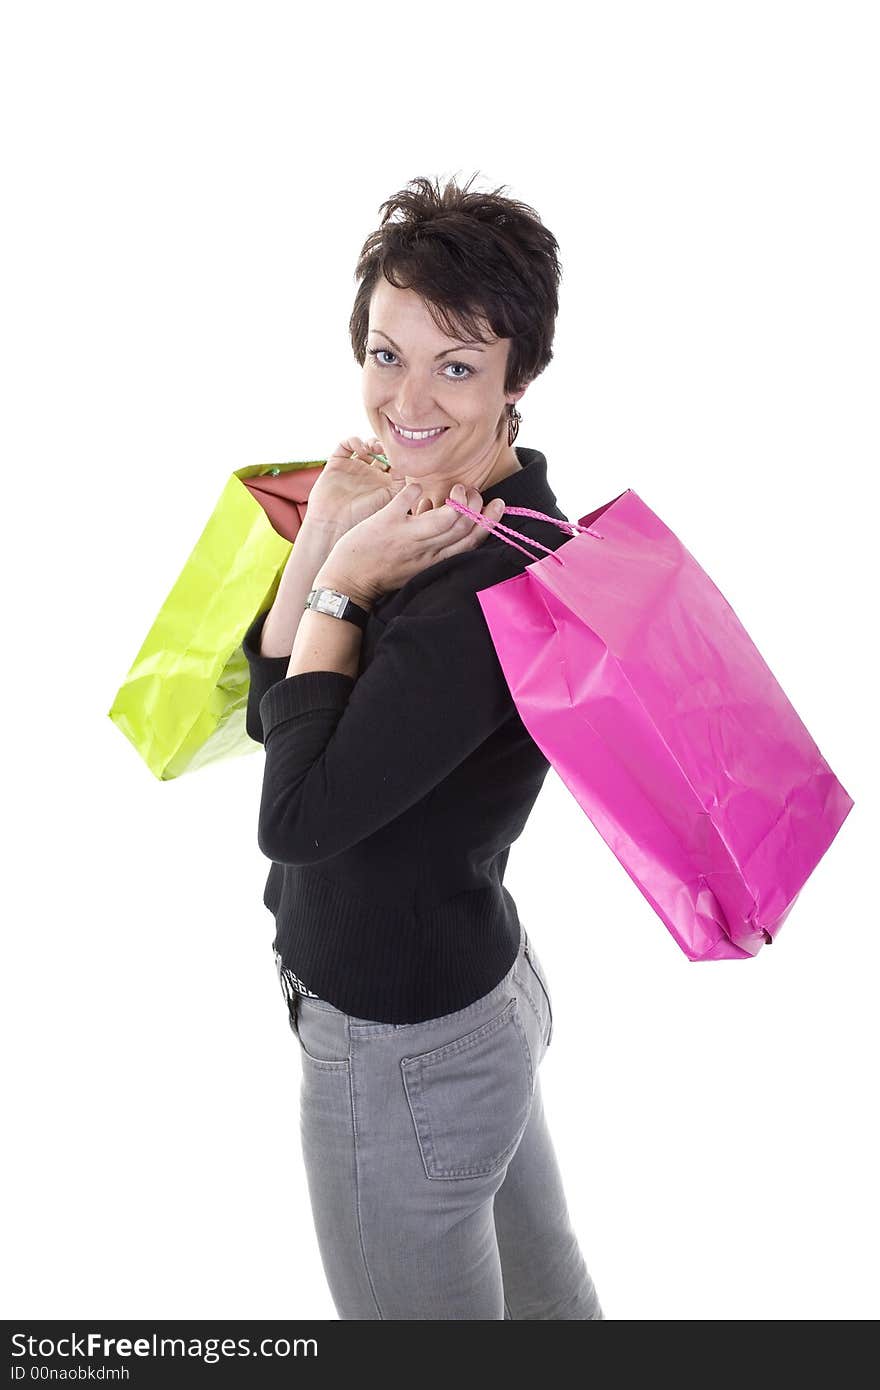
368, 329, 486, 358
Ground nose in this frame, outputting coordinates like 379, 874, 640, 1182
394, 407, 437, 427
392, 390, 443, 428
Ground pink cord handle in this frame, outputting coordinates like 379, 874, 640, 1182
443, 500, 604, 565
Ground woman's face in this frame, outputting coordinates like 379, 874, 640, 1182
362, 276, 526, 495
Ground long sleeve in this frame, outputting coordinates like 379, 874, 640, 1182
256, 586, 515, 867
247, 446, 574, 1026
241, 608, 296, 745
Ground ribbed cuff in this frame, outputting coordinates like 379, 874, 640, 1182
259, 670, 355, 735
241, 609, 290, 675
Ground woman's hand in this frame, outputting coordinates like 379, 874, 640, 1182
305, 434, 408, 534
315, 482, 506, 605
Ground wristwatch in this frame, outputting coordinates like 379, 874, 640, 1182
304, 586, 370, 631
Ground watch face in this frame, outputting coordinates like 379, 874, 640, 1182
315, 589, 345, 617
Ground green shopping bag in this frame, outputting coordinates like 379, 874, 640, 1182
108, 459, 324, 780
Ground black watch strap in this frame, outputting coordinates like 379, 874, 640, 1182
304, 586, 370, 631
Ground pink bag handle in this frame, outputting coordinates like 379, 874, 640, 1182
443, 500, 605, 566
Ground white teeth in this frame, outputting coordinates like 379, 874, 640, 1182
391, 420, 446, 440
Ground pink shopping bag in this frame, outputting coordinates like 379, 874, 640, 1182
455, 488, 854, 962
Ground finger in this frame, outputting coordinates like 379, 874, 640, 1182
335, 436, 364, 457
397, 481, 425, 515
472, 498, 506, 541
442, 495, 505, 554
460, 490, 499, 543
346, 436, 374, 463
445, 485, 487, 533
344, 436, 386, 467
442, 483, 477, 525
368, 441, 393, 472
409, 486, 481, 544
405, 484, 485, 534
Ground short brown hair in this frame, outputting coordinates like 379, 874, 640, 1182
349, 172, 562, 396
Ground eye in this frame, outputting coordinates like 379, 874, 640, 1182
366, 347, 474, 380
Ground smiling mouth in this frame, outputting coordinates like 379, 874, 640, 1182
386, 415, 450, 440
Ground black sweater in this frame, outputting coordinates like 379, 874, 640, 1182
242, 446, 572, 1023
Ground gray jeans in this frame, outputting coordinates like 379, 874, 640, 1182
275, 924, 605, 1320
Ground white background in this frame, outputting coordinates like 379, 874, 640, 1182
2, 0, 877, 1321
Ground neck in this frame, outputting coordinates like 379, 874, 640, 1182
483, 439, 522, 490
411, 431, 522, 508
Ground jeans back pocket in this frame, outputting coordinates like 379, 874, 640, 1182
400, 996, 533, 1180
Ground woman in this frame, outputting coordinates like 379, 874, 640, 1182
242, 173, 605, 1320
